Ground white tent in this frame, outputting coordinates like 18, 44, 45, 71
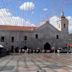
0, 45, 4, 48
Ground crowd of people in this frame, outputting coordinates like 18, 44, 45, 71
0, 46, 71, 57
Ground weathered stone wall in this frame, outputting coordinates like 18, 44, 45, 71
0, 18, 69, 50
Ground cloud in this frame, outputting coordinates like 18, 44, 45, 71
49, 16, 72, 33
66, 16, 72, 33
49, 16, 60, 29
0, 8, 12, 16
43, 8, 48, 11
0, 8, 35, 26
19, 2, 35, 11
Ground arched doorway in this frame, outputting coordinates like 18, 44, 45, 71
15, 47, 19, 53
11, 46, 14, 53
44, 42, 51, 50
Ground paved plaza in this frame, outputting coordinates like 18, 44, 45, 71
0, 53, 72, 72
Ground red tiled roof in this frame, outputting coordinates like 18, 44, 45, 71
0, 25, 36, 31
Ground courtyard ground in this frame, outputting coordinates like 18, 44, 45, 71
0, 53, 72, 72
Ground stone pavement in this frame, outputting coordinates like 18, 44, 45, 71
0, 53, 72, 72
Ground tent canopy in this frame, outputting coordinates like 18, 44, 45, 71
67, 44, 72, 47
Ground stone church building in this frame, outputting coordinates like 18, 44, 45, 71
0, 12, 71, 51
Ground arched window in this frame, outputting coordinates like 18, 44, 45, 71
1, 36, 5, 42
24, 36, 27, 40
11, 36, 14, 42
64, 24, 66, 28
35, 34, 38, 39
56, 35, 59, 39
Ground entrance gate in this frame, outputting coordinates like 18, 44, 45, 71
44, 42, 51, 50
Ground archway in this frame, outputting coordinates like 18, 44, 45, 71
11, 46, 14, 53
15, 47, 19, 53
44, 42, 51, 50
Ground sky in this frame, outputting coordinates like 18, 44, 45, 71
0, 0, 72, 33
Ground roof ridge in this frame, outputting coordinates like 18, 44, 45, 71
0, 25, 37, 31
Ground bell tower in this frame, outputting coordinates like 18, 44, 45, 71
58, 10, 69, 34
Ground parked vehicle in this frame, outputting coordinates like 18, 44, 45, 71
60, 47, 69, 53
0, 48, 7, 57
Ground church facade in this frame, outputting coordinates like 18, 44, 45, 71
0, 12, 71, 51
